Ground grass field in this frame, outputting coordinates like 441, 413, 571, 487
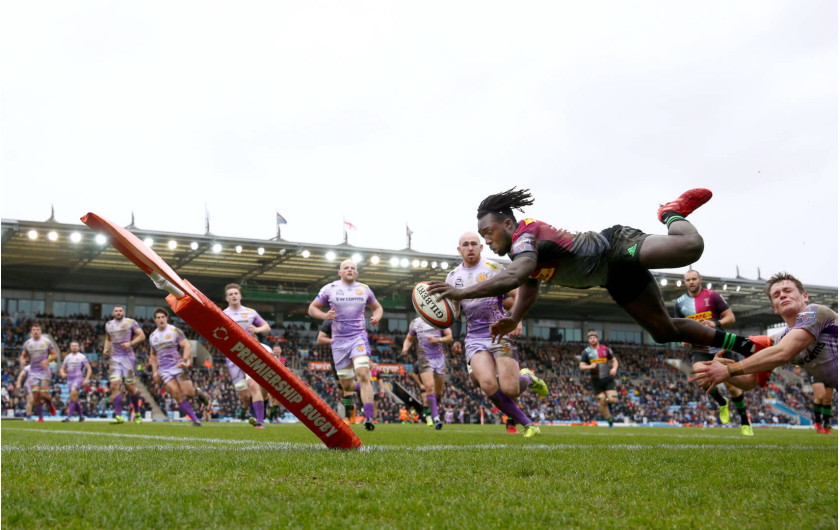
2, 421, 836, 529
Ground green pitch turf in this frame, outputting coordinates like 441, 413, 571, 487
2, 422, 836, 529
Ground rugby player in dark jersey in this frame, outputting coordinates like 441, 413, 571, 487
427, 187, 769, 357
676, 270, 753, 435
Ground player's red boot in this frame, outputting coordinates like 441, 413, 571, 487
658, 188, 713, 224
815, 424, 825, 434
822, 425, 832, 434
49, 404, 57, 416
506, 424, 519, 434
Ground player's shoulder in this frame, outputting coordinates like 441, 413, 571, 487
356, 282, 372, 291
168, 324, 183, 334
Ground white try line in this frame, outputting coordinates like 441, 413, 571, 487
1, 428, 834, 452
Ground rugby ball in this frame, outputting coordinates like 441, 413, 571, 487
411, 282, 455, 329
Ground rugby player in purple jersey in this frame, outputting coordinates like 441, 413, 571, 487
223, 283, 272, 428
445, 232, 548, 439
693, 273, 837, 435
103, 305, 146, 424
20, 323, 58, 422
59, 341, 91, 422
149, 307, 204, 426
15, 364, 34, 419
308, 260, 383, 431
402, 317, 453, 429
676, 269, 753, 435
428, 188, 769, 359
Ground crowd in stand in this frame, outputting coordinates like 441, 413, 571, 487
1, 312, 835, 427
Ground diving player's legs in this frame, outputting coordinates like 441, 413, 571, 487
618, 281, 763, 357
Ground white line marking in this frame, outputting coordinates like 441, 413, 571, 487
2, 428, 833, 452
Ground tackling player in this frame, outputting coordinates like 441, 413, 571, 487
692, 272, 837, 434
59, 340, 91, 422
308, 259, 383, 431
103, 305, 146, 424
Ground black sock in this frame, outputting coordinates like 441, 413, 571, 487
343, 396, 354, 414
709, 387, 728, 407
813, 403, 822, 426
732, 394, 749, 425
506, 417, 516, 427
662, 212, 685, 227
712, 330, 756, 356
822, 405, 832, 428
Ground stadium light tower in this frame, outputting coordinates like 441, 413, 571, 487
95, 234, 107, 245
370, 255, 380, 265
168, 240, 177, 250
144, 237, 154, 247
389, 257, 399, 267
48, 231, 58, 241
70, 232, 82, 243
301, 249, 311, 258
212, 243, 222, 253
190, 242, 199, 250
27, 230, 38, 239
325, 251, 336, 261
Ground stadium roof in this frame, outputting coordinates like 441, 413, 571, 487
2, 218, 837, 328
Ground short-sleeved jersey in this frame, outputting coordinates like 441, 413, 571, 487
674, 289, 730, 355
581, 344, 615, 380
106, 318, 141, 357
409, 317, 446, 358
314, 281, 376, 339
777, 304, 838, 388
445, 260, 507, 339
150, 325, 187, 370
22, 337, 56, 375
509, 219, 611, 288
62, 352, 90, 379
223, 306, 266, 337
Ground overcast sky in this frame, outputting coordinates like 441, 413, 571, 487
2, 2, 837, 286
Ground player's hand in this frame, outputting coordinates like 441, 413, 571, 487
370, 315, 380, 327
15, 383, 20, 392
451, 341, 463, 355
610, 368, 617, 377
426, 281, 463, 301
121, 342, 131, 349
177, 361, 189, 369
428, 337, 438, 344
40, 359, 49, 369
490, 318, 518, 343
510, 321, 523, 337
700, 319, 717, 328
325, 309, 336, 320
153, 372, 161, 384
83, 379, 89, 387
690, 360, 730, 391
247, 325, 257, 334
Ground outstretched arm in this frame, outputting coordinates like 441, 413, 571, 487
426, 256, 537, 301
490, 279, 539, 342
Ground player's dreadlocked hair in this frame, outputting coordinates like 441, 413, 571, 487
476, 187, 535, 221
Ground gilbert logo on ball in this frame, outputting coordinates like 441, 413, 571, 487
412, 282, 454, 329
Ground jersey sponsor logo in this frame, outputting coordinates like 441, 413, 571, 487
626, 243, 637, 257
477, 273, 487, 282
704, 298, 711, 307
796, 310, 817, 327
485, 261, 499, 271
802, 342, 826, 364
591, 358, 607, 364
356, 344, 365, 352
523, 219, 536, 225
531, 267, 556, 281
686, 311, 712, 321
356, 289, 363, 295
511, 234, 536, 255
